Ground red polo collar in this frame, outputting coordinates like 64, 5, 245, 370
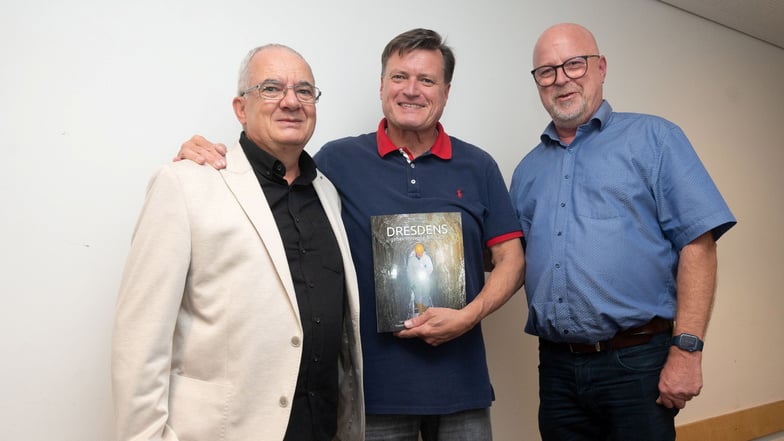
375, 118, 452, 160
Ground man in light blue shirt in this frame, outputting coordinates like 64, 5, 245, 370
510, 23, 735, 441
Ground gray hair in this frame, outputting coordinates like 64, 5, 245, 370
236, 44, 307, 96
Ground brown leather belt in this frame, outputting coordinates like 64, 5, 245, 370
539, 317, 673, 354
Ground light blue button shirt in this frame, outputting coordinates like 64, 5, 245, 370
510, 101, 736, 343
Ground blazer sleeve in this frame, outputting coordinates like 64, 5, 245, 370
112, 165, 190, 441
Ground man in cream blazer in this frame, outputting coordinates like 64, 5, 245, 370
112, 45, 363, 440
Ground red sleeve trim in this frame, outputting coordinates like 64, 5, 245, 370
486, 230, 524, 248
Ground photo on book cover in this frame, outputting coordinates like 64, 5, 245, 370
371, 212, 466, 332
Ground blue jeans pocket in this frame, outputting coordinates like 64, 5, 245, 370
614, 333, 670, 372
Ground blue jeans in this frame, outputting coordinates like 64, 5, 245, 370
365, 408, 492, 441
538, 332, 678, 441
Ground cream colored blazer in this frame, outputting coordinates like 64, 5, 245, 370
112, 143, 363, 441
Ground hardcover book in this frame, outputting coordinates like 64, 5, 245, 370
370, 212, 466, 332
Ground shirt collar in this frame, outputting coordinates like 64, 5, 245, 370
540, 100, 613, 145
375, 118, 452, 159
239, 131, 317, 184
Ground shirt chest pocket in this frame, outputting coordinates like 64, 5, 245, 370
573, 173, 627, 220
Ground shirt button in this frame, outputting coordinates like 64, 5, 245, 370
313, 317, 321, 324
410, 163, 415, 168
564, 174, 569, 179
410, 179, 416, 184
555, 263, 560, 269
279, 396, 289, 407
557, 231, 562, 236
291, 336, 301, 347
560, 202, 566, 207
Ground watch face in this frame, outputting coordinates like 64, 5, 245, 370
680, 334, 698, 350
674, 333, 704, 352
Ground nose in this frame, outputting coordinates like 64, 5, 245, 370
553, 66, 570, 86
553, 66, 569, 85
402, 78, 420, 96
279, 87, 301, 108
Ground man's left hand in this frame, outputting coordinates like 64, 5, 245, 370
395, 307, 474, 346
656, 347, 703, 409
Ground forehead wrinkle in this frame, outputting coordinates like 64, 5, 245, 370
252, 68, 314, 86
250, 51, 315, 87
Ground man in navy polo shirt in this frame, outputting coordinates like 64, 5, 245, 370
177, 28, 525, 441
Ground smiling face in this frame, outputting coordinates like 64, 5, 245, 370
233, 46, 317, 156
533, 23, 606, 133
380, 49, 450, 136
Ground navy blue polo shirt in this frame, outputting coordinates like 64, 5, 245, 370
314, 119, 522, 415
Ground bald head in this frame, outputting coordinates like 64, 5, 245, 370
531, 23, 606, 138
533, 23, 599, 67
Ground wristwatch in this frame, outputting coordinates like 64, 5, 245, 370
671, 333, 704, 352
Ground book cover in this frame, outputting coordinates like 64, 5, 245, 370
370, 212, 466, 332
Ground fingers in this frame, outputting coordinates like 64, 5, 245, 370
209, 148, 227, 169
214, 142, 227, 155
657, 382, 702, 409
662, 398, 687, 409
657, 392, 697, 409
394, 327, 438, 345
395, 308, 468, 347
403, 313, 427, 330
395, 312, 443, 346
657, 352, 703, 411
659, 398, 688, 409
176, 135, 227, 169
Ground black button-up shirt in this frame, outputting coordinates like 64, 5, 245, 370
240, 133, 345, 441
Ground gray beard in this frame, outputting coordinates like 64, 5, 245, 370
549, 99, 587, 129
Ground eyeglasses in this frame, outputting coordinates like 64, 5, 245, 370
239, 80, 322, 104
530, 55, 600, 87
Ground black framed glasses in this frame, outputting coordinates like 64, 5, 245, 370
530, 55, 600, 87
239, 80, 322, 104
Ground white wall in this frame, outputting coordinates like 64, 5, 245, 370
1, 1, 781, 440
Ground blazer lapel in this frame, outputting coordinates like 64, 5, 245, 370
219, 143, 298, 310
